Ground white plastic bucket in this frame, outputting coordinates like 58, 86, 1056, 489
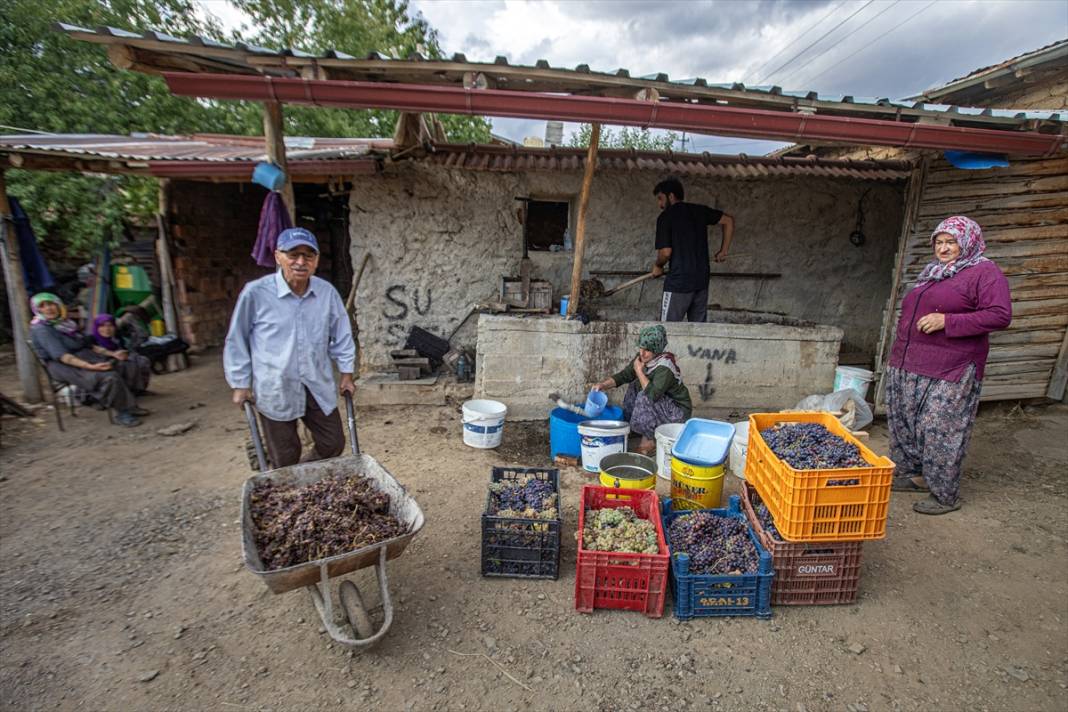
462, 399, 507, 449
729, 421, 750, 480
834, 366, 875, 400
654, 423, 685, 481
578, 420, 630, 473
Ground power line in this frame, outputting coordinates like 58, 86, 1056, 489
802, 0, 938, 86
0, 124, 55, 135
758, 0, 876, 84
773, 0, 902, 86
742, 0, 849, 84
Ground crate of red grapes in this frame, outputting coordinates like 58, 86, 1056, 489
481, 467, 561, 580
574, 485, 669, 618
740, 483, 863, 605
661, 494, 774, 619
746, 412, 895, 542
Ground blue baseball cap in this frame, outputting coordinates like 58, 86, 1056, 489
276, 227, 319, 253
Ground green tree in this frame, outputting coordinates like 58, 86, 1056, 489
228, 0, 490, 142
568, 124, 680, 152
0, 0, 250, 254
0, 0, 490, 256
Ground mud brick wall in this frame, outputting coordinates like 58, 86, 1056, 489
168, 182, 270, 349
349, 164, 904, 370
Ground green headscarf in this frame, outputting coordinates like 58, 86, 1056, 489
638, 325, 667, 354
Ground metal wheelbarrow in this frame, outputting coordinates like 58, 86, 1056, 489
239, 394, 425, 649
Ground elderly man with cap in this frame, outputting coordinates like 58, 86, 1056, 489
224, 227, 356, 467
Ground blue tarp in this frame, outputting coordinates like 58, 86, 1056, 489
9, 197, 55, 295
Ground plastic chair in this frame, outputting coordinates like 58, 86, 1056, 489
26, 340, 76, 432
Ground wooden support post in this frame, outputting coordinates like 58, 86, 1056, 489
156, 179, 186, 372
567, 123, 601, 317
0, 171, 43, 402
872, 156, 929, 411
1046, 328, 1068, 402
263, 101, 296, 223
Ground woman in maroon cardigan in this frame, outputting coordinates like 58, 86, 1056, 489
886, 215, 1011, 514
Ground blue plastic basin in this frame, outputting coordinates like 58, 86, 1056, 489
550, 404, 623, 460
671, 418, 736, 468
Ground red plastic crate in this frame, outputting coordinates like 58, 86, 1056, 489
740, 483, 863, 605
574, 485, 670, 618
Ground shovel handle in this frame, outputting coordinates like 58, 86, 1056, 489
603, 272, 658, 297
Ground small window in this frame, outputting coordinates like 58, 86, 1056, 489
524, 199, 570, 251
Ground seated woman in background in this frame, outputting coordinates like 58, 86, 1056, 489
28, 293, 149, 427
91, 313, 151, 394
591, 325, 692, 455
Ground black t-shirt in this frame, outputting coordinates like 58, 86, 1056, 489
655, 202, 723, 292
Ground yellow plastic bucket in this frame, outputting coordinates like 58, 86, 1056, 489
149, 318, 166, 337
599, 453, 657, 499
670, 456, 725, 510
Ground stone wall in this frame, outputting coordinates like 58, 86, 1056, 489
474, 315, 843, 420
168, 181, 270, 349
349, 163, 904, 370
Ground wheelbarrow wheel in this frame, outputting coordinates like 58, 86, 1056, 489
339, 580, 375, 640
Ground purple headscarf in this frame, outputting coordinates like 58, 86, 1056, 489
91, 313, 121, 350
915, 216, 989, 285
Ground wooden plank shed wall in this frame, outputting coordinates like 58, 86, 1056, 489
877, 155, 1068, 403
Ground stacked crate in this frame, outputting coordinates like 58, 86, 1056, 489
743, 412, 894, 605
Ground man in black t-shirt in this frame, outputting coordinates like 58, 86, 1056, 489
651, 177, 735, 322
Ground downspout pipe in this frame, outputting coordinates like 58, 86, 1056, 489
163, 73, 1066, 157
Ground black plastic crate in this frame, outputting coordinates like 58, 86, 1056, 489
481, 467, 561, 580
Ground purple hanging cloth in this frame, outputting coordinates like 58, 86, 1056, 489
251, 192, 292, 267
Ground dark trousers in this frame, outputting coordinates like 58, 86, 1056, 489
661, 287, 708, 322
46, 351, 136, 412
260, 388, 345, 468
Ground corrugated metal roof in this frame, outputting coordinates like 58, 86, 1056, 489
0, 133, 390, 162
57, 24, 1066, 127
917, 39, 1068, 99
424, 145, 911, 181
0, 132, 910, 181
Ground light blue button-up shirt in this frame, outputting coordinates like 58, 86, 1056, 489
223, 270, 356, 421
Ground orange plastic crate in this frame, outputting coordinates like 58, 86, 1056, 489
745, 412, 895, 542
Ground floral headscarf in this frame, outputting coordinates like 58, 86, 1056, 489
92, 314, 121, 351
915, 216, 989, 285
638, 325, 668, 354
30, 293, 81, 338
637, 325, 683, 382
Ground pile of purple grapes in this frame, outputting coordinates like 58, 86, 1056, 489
760, 422, 867, 470
668, 512, 759, 575
748, 489, 782, 541
488, 475, 558, 519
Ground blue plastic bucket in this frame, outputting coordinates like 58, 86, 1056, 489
584, 390, 607, 418
252, 161, 287, 191
550, 405, 622, 460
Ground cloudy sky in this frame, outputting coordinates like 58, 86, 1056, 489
198, 0, 1068, 153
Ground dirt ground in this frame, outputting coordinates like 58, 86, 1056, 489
1, 347, 1066, 712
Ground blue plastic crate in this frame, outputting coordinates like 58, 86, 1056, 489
661, 495, 774, 619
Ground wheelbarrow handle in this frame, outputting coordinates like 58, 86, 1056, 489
345, 392, 360, 456
243, 400, 269, 473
